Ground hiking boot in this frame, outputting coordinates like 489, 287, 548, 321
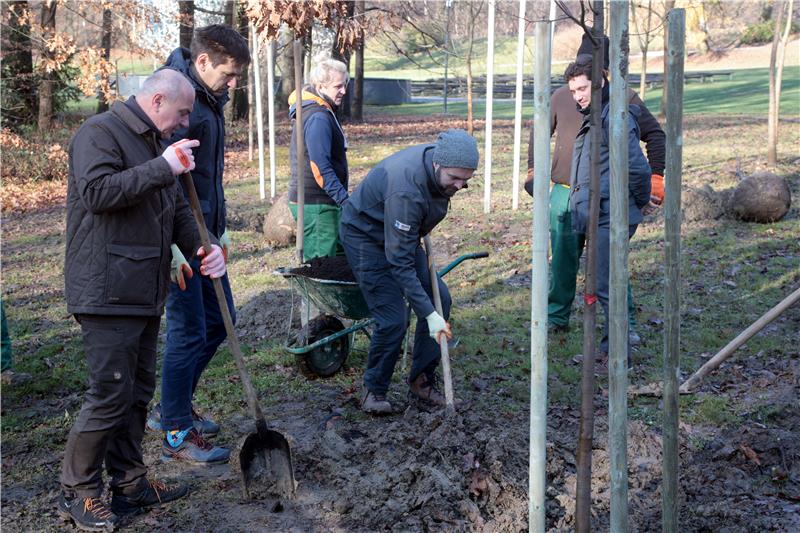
146, 403, 220, 436
162, 428, 230, 465
191, 407, 220, 436
408, 373, 447, 407
110, 478, 188, 516
58, 494, 118, 532
361, 390, 393, 415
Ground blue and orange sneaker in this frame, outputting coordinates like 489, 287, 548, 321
162, 428, 229, 465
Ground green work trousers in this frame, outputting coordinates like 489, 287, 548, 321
547, 184, 636, 328
289, 202, 344, 262
1, 298, 11, 371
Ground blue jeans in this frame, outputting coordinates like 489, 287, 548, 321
341, 227, 451, 396
161, 260, 235, 431
580, 219, 638, 353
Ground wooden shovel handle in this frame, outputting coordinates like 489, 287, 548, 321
423, 235, 455, 413
180, 172, 267, 427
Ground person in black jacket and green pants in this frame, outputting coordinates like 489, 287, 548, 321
525, 33, 665, 344
289, 57, 350, 261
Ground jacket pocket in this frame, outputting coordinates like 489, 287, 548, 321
105, 244, 160, 306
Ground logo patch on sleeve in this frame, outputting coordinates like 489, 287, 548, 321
394, 220, 411, 232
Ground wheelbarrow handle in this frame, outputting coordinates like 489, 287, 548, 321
437, 250, 490, 278
180, 172, 267, 426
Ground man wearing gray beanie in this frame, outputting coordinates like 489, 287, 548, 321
340, 129, 478, 414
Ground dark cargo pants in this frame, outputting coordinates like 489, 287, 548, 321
341, 227, 451, 396
60, 314, 159, 498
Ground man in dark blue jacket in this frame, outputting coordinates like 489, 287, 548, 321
149, 25, 249, 464
340, 130, 478, 414
565, 56, 652, 366
288, 57, 349, 261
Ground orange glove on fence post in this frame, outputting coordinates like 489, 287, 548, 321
650, 173, 665, 205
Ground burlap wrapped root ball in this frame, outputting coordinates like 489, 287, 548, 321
731, 172, 792, 223
263, 193, 296, 247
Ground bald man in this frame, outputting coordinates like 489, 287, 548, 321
59, 69, 228, 530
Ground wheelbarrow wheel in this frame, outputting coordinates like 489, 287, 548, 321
296, 315, 350, 378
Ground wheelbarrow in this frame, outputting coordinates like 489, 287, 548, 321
275, 251, 489, 378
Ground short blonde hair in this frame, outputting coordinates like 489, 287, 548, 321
309, 58, 349, 86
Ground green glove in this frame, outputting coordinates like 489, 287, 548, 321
170, 244, 193, 291
219, 230, 231, 263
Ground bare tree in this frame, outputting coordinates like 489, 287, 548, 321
96, 7, 113, 114
352, 0, 366, 121
1, 0, 35, 127
768, 0, 795, 166
232, 0, 250, 121
630, 0, 661, 100
464, 0, 485, 134
660, 0, 676, 117
37, 0, 58, 132
179, 0, 194, 49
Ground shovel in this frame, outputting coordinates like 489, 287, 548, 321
180, 172, 296, 500
422, 235, 455, 415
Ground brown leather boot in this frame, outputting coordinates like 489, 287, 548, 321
361, 390, 393, 415
408, 373, 447, 407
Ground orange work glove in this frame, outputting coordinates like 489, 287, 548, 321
650, 173, 665, 205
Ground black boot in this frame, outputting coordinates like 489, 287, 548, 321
111, 478, 188, 516
58, 494, 118, 532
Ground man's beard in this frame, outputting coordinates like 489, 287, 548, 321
435, 167, 458, 197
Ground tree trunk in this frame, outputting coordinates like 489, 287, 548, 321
352, 0, 365, 121
575, 3, 604, 531
660, 0, 676, 117
231, 1, 249, 121
1, 0, 35, 127
768, 0, 794, 166
634, 0, 653, 100
465, 2, 480, 135
223, 0, 234, 27
37, 0, 57, 132
277, 27, 294, 112
97, 8, 112, 114
179, 1, 194, 49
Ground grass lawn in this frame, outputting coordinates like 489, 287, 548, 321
365, 67, 800, 118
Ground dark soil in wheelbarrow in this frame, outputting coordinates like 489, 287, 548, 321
290, 256, 356, 283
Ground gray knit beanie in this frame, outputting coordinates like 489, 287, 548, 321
433, 129, 479, 170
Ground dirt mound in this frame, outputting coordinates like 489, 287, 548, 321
290, 256, 356, 283
236, 289, 299, 344
682, 184, 726, 222
301, 405, 529, 532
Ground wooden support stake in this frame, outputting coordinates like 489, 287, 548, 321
266, 39, 277, 198
511, 0, 527, 211
662, 9, 685, 533
251, 25, 266, 201
293, 38, 305, 264
529, 20, 551, 532
609, 2, 630, 531
483, 0, 496, 214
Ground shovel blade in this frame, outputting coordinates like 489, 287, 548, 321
238, 429, 296, 500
